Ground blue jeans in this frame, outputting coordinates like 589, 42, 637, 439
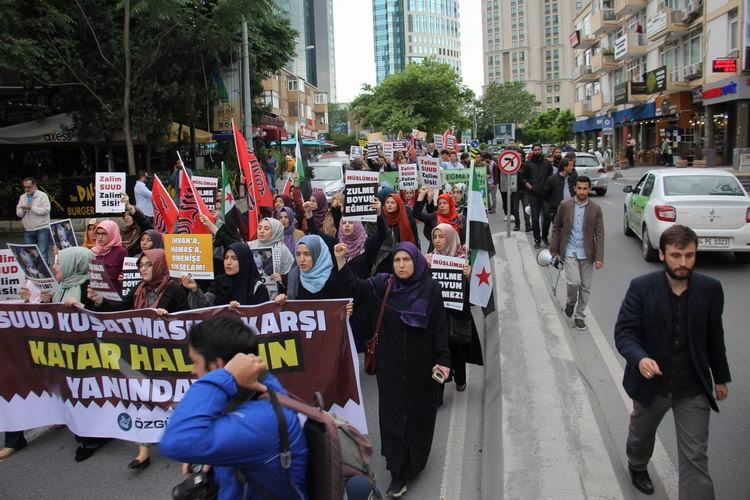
24, 228, 50, 265
266, 172, 276, 193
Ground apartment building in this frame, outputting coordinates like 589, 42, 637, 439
571, 0, 746, 165
260, 67, 330, 139
482, 0, 576, 113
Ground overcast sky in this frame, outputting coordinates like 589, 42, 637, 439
332, 0, 483, 103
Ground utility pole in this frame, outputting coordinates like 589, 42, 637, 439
241, 20, 253, 150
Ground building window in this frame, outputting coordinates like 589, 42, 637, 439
314, 93, 328, 105
287, 79, 299, 91
729, 9, 739, 52
262, 90, 279, 110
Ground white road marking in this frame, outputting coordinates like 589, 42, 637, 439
440, 365, 471, 500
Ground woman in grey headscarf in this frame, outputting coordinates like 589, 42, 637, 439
248, 217, 296, 297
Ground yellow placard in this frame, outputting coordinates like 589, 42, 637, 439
163, 234, 214, 280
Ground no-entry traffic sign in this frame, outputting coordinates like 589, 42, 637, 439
498, 150, 522, 175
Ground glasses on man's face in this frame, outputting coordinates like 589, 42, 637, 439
138, 261, 153, 269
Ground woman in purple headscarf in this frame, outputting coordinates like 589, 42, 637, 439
333, 241, 450, 498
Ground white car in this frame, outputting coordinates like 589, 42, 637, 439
574, 152, 609, 196
622, 168, 750, 262
309, 161, 345, 200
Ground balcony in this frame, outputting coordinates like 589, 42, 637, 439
574, 99, 595, 117
573, 65, 600, 83
591, 8, 619, 35
591, 52, 620, 73
647, 8, 687, 41
670, 62, 703, 88
592, 92, 612, 111
577, 31, 598, 50
615, 0, 646, 18
613, 33, 648, 61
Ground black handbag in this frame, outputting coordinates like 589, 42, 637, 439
449, 316, 473, 344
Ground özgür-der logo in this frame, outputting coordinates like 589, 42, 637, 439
117, 412, 132, 431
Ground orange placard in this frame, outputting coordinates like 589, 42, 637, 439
164, 234, 214, 280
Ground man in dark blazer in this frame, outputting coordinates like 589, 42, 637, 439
614, 225, 731, 498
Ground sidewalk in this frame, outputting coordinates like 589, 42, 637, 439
482, 230, 626, 499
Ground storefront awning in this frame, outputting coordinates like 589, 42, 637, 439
0, 113, 78, 145
168, 123, 213, 144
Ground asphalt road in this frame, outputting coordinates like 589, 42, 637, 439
544, 167, 750, 499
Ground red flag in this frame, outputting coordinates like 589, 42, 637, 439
175, 169, 213, 234
248, 151, 274, 208
151, 174, 178, 233
232, 120, 259, 240
281, 173, 293, 197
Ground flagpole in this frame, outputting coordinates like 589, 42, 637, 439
466, 159, 474, 262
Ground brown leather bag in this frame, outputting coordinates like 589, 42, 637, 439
364, 275, 394, 375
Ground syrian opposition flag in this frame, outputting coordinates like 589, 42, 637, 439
151, 174, 178, 233
175, 153, 214, 234
295, 124, 312, 200
221, 162, 246, 239
467, 166, 496, 311
231, 120, 259, 240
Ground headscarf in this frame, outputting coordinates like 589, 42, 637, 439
399, 189, 416, 208
121, 211, 143, 250
92, 220, 123, 257
260, 217, 285, 246
83, 218, 99, 249
370, 242, 431, 328
275, 194, 293, 208
52, 247, 94, 303
274, 207, 297, 255
297, 235, 332, 294
437, 193, 461, 231
429, 223, 467, 259
141, 229, 164, 250
311, 191, 329, 226
383, 194, 416, 244
132, 249, 171, 309
338, 220, 368, 262
212, 242, 261, 305
377, 186, 395, 205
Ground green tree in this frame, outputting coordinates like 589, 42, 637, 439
476, 82, 540, 142
518, 108, 575, 144
350, 60, 474, 134
328, 102, 350, 133
0, 0, 295, 174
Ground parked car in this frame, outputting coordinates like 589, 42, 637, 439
573, 152, 609, 196
309, 161, 345, 200
622, 168, 750, 262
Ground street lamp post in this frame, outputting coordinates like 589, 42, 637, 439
241, 20, 253, 150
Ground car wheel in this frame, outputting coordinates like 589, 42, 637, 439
642, 226, 658, 262
736, 252, 750, 264
623, 210, 634, 237
595, 188, 607, 196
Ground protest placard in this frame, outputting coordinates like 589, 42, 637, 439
367, 131, 384, 143
393, 139, 409, 151
0, 299, 366, 441
412, 129, 427, 140
433, 133, 444, 151
418, 156, 443, 188
88, 258, 122, 303
251, 247, 278, 299
0, 250, 25, 301
398, 163, 419, 190
163, 234, 214, 280
349, 145, 363, 159
382, 141, 394, 160
357, 138, 368, 149
445, 134, 456, 150
366, 143, 380, 160
120, 257, 141, 298
442, 167, 489, 205
344, 171, 379, 222
7, 244, 57, 294
191, 176, 219, 212
49, 219, 78, 250
430, 254, 465, 311
95, 172, 126, 213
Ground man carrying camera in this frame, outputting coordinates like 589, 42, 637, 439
160, 316, 308, 499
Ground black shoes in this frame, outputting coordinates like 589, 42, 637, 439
575, 318, 586, 331
386, 477, 407, 497
127, 457, 151, 470
564, 304, 574, 318
456, 383, 467, 392
534, 240, 542, 249
542, 238, 550, 247
524, 227, 533, 233
513, 226, 520, 231
629, 466, 654, 495
75, 445, 99, 462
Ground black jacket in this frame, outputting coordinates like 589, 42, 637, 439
542, 171, 577, 210
614, 271, 731, 411
519, 155, 552, 196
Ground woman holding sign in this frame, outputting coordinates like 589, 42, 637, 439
91, 220, 128, 293
248, 217, 296, 294
182, 242, 269, 308
426, 224, 483, 392
333, 241, 450, 497
121, 193, 154, 257
412, 188, 466, 253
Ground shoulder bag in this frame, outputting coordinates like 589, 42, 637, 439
364, 275, 394, 375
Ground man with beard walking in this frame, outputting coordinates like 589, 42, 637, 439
520, 143, 552, 248
614, 225, 730, 498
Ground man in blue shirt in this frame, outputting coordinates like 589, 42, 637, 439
160, 316, 308, 499
548, 176, 605, 331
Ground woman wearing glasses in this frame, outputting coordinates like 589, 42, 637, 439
88, 248, 188, 470
91, 220, 128, 295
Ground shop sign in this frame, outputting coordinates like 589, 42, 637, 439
614, 82, 629, 105
569, 30, 581, 48
646, 12, 667, 37
692, 87, 703, 103
712, 58, 737, 73
613, 35, 628, 60
633, 66, 667, 94
703, 81, 737, 100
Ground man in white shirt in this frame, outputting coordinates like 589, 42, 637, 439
134, 170, 154, 224
16, 177, 51, 265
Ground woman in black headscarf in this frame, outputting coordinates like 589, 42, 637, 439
181, 242, 269, 308
333, 241, 450, 497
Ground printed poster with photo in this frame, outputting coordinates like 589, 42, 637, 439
49, 219, 78, 250
7, 244, 58, 294
251, 247, 278, 299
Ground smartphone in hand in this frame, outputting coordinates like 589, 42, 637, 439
432, 368, 445, 384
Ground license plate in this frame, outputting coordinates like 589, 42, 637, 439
699, 237, 730, 249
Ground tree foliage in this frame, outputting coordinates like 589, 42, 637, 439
350, 60, 474, 134
518, 109, 575, 144
0, 0, 296, 173
476, 81, 540, 142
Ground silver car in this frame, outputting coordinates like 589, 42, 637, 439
622, 168, 750, 262
573, 152, 609, 196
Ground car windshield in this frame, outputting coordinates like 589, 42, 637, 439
663, 175, 745, 196
311, 164, 343, 181
574, 156, 599, 167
